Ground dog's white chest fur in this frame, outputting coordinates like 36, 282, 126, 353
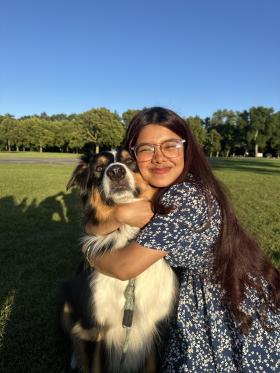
92, 259, 177, 350
84, 224, 178, 365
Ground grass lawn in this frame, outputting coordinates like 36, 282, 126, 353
0, 157, 279, 372
209, 157, 280, 264
0, 151, 79, 159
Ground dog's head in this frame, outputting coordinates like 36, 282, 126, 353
67, 147, 155, 224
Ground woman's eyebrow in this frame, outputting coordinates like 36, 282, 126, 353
136, 138, 181, 146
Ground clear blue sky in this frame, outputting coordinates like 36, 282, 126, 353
1, 0, 279, 119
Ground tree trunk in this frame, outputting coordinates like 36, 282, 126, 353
226, 150, 230, 157
8, 140, 11, 152
209, 151, 213, 158
216, 151, 219, 157
255, 143, 258, 157
254, 129, 259, 157
95, 144, 100, 154
39, 145, 43, 152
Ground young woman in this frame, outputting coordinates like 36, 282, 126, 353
86, 107, 280, 372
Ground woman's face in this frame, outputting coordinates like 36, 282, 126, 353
135, 124, 185, 187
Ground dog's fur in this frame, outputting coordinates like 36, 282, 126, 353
61, 148, 178, 373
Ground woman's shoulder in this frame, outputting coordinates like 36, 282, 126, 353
162, 177, 221, 219
162, 176, 208, 203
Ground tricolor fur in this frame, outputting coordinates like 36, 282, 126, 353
62, 148, 178, 373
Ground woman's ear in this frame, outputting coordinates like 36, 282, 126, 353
66, 161, 90, 195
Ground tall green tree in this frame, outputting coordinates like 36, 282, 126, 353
79, 108, 124, 153
269, 112, 280, 157
122, 109, 140, 130
235, 110, 250, 156
210, 109, 238, 156
0, 116, 18, 151
49, 113, 71, 122
247, 106, 274, 156
17, 118, 37, 150
50, 121, 67, 152
186, 116, 207, 146
29, 117, 54, 152
204, 129, 222, 157
60, 120, 88, 153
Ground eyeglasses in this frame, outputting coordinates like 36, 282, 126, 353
131, 139, 186, 162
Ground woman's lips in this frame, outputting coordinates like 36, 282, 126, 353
151, 167, 171, 175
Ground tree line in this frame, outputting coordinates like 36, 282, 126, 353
0, 106, 279, 157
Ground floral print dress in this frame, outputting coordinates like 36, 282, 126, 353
136, 181, 280, 372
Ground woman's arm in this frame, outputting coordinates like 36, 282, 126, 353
85, 200, 154, 236
90, 240, 166, 280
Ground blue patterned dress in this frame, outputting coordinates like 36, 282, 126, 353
136, 181, 280, 372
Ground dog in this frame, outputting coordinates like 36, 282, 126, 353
61, 147, 178, 373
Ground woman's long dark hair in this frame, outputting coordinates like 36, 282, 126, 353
125, 106, 280, 333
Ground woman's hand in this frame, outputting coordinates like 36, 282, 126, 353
115, 200, 154, 228
85, 200, 154, 236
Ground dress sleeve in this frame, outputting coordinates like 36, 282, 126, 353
136, 182, 222, 270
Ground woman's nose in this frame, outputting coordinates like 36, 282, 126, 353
152, 145, 165, 162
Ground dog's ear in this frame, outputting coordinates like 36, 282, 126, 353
67, 161, 90, 195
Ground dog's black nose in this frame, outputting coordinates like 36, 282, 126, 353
106, 165, 126, 180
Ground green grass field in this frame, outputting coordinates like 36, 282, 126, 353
0, 151, 79, 159
0, 157, 279, 372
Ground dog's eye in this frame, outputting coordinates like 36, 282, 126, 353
96, 165, 105, 172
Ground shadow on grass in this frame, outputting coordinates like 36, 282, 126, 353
0, 190, 82, 373
209, 158, 280, 175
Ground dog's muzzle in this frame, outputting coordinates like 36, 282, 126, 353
102, 163, 137, 203
106, 164, 126, 181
